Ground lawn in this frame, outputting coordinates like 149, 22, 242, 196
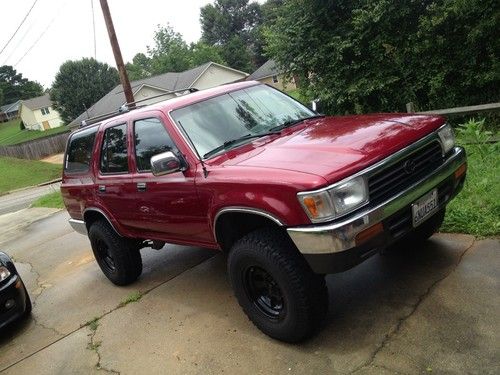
441, 119, 499, 237
32, 190, 64, 209
0, 156, 62, 194
0, 118, 69, 146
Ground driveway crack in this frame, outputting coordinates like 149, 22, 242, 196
349, 237, 476, 374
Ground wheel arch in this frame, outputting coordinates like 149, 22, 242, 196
213, 207, 286, 252
83, 207, 122, 236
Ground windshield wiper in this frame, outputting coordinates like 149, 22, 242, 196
203, 131, 281, 159
270, 114, 325, 132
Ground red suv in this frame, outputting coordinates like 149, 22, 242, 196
62, 81, 466, 342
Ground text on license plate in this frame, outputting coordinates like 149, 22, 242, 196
412, 189, 438, 227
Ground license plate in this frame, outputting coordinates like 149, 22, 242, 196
412, 189, 438, 227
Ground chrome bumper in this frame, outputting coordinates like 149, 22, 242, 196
69, 219, 87, 235
287, 146, 466, 255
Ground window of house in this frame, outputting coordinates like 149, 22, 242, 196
65, 127, 98, 173
41, 107, 50, 115
100, 124, 129, 174
272, 75, 279, 83
134, 118, 177, 172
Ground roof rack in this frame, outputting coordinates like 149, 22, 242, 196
80, 87, 198, 128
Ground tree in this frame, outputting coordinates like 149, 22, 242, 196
265, 0, 499, 114
147, 25, 191, 74
126, 53, 152, 80
51, 58, 119, 123
200, 0, 263, 71
0, 65, 43, 104
0, 87, 3, 106
189, 42, 225, 67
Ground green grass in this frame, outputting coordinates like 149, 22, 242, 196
441, 119, 500, 237
0, 118, 69, 146
31, 191, 64, 209
0, 156, 62, 194
119, 291, 143, 307
85, 317, 100, 331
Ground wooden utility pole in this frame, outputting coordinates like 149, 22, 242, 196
99, 0, 134, 106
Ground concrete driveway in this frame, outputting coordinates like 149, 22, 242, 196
0, 209, 498, 374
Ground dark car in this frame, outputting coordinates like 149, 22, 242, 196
0, 252, 31, 329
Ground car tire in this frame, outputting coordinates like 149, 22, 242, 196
88, 220, 142, 286
228, 227, 328, 343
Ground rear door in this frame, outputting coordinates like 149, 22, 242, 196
128, 113, 208, 244
94, 121, 137, 231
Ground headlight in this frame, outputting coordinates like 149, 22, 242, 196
298, 176, 368, 222
438, 124, 455, 154
0, 266, 11, 282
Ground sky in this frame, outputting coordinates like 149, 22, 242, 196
0, 0, 242, 88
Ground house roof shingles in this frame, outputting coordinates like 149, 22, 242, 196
1, 100, 21, 113
70, 62, 219, 126
247, 60, 281, 81
21, 94, 52, 110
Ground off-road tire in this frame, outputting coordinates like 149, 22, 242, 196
228, 227, 328, 343
88, 220, 142, 286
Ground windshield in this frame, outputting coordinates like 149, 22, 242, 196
170, 85, 315, 158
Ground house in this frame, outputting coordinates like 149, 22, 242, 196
19, 94, 64, 131
70, 61, 248, 126
0, 100, 21, 122
247, 59, 297, 91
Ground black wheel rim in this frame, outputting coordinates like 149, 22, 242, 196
95, 239, 116, 273
244, 266, 285, 320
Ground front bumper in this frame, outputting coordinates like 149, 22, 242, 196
287, 146, 466, 273
0, 275, 29, 330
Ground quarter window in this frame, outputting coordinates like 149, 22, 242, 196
65, 127, 97, 173
134, 118, 177, 172
100, 124, 129, 173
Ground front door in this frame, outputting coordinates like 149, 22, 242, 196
42, 121, 50, 130
128, 115, 208, 245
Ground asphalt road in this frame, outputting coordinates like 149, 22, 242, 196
0, 209, 498, 374
0, 182, 61, 216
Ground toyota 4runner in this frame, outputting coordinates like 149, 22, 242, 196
62, 81, 466, 342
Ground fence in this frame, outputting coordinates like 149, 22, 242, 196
0, 131, 70, 160
406, 102, 500, 116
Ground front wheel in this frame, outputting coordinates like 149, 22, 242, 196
228, 228, 328, 343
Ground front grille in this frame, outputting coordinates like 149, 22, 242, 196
368, 140, 444, 206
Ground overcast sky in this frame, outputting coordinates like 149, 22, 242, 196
0, 0, 261, 88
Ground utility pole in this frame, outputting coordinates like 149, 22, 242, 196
99, 0, 134, 106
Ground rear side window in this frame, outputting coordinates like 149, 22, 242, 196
65, 127, 97, 173
134, 118, 177, 172
100, 124, 129, 174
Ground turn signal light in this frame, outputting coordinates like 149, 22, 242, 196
454, 163, 467, 179
355, 223, 384, 245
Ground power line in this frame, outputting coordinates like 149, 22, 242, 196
0, 0, 39, 57
14, 0, 68, 67
91, 0, 97, 59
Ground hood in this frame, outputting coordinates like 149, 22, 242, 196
211, 113, 444, 184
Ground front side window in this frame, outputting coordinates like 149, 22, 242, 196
170, 85, 313, 158
65, 127, 98, 173
100, 124, 128, 174
134, 118, 177, 172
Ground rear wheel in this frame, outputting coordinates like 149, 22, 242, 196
228, 228, 328, 343
88, 220, 142, 286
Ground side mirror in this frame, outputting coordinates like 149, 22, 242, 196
310, 99, 321, 113
150, 151, 184, 176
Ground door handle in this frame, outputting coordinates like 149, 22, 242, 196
137, 182, 147, 192
98, 185, 106, 193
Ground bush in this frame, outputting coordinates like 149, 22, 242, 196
441, 118, 499, 237
19, 121, 25, 130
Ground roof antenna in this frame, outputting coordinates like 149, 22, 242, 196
178, 121, 209, 178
